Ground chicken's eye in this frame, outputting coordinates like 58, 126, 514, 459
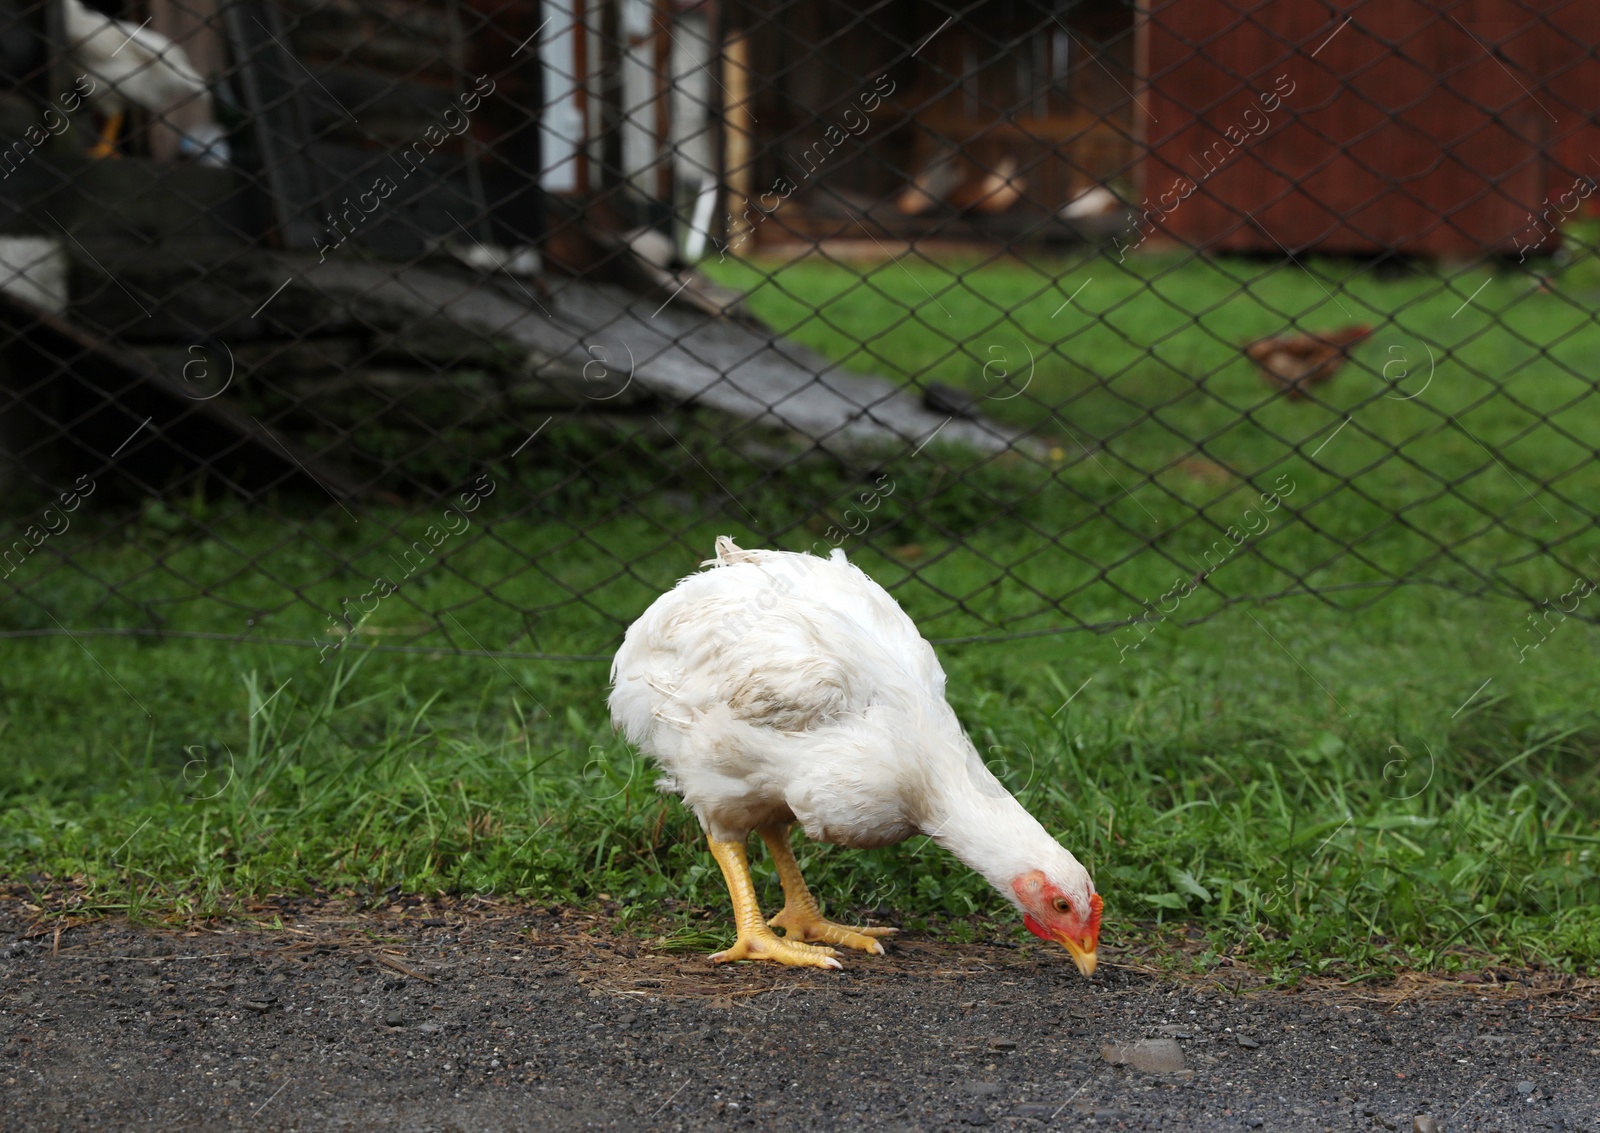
1052, 897, 1071, 914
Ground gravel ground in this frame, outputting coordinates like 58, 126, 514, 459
3, 895, 1597, 1132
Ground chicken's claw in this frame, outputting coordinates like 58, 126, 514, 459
768, 909, 897, 955
711, 933, 842, 969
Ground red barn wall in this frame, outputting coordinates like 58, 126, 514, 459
1141, 1, 1597, 257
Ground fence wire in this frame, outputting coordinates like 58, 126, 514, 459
3, 0, 1598, 663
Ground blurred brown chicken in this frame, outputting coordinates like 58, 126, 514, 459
1245, 324, 1373, 400
949, 156, 1025, 214
895, 153, 1025, 216
894, 152, 961, 216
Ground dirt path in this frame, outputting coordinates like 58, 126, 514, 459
3, 896, 1596, 1131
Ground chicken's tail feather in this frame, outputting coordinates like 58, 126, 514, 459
704, 535, 763, 567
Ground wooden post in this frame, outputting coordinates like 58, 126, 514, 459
148, 0, 227, 162
573, 0, 590, 193
1132, 0, 1151, 211
599, 0, 623, 190
654, 0, 672, 202
723, 29, 752, 254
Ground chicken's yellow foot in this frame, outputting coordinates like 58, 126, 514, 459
706, 835, 841, 969
88, 111, 125, 159
760, 825, 898, 955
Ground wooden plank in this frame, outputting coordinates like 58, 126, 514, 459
282, 255, 1037, 458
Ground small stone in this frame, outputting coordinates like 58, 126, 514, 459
962, 1082, 1002, 1097
988, 1038, 1017, 1051
1155, 1024, 1193, 1038
1413, 1117, 1439, 1133
1101, 1038, 1186, 1073
383, 1010, 405, 1027
1235, 1035, 1259, 1049
241, 1000, 274, 1013
1245, 1120, 1264, 1129
960, 1110, 992, 1126
1516, 1080, 1535, 1094
418, 1023, 441, 1034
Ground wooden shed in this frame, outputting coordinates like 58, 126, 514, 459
1140, 1, 1600, 257
721, 0, 1141, 248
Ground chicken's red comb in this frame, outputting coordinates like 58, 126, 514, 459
1087, 892, 1103, 939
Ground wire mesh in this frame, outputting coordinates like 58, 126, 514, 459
2, 0, 1597, 665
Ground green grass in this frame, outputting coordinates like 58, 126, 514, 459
4, 586, 1599, 978
9, 249, 1599, 646
5, 245, 1600, 979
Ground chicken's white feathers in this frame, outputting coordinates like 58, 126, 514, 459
63, 0, 212, 117
609, 537, 1095, 918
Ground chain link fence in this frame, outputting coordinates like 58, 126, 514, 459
3, 0, 1598, 663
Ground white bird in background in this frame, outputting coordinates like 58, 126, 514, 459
1061, 185, 1120, 220
61, 0, 229, 165
609, 537, 1102, 974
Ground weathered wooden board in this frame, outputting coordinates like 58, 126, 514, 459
288, 254, 1036, 458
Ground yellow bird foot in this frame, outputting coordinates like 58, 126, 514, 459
711, 926, 842, 969
769, 908, 898, 954
90, 112, 125, 159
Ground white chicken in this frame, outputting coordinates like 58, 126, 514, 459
609, 537, 1102, 974
61, 0, 228, 164
1061, 185, 1120, 220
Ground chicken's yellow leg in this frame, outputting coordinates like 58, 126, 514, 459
88, 111, 125, 159
760, 824, 897, 954
707, 835, 841, 969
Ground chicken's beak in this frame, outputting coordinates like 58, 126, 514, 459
1060, 894, 1101, 977
1058, 933, 1098, 977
